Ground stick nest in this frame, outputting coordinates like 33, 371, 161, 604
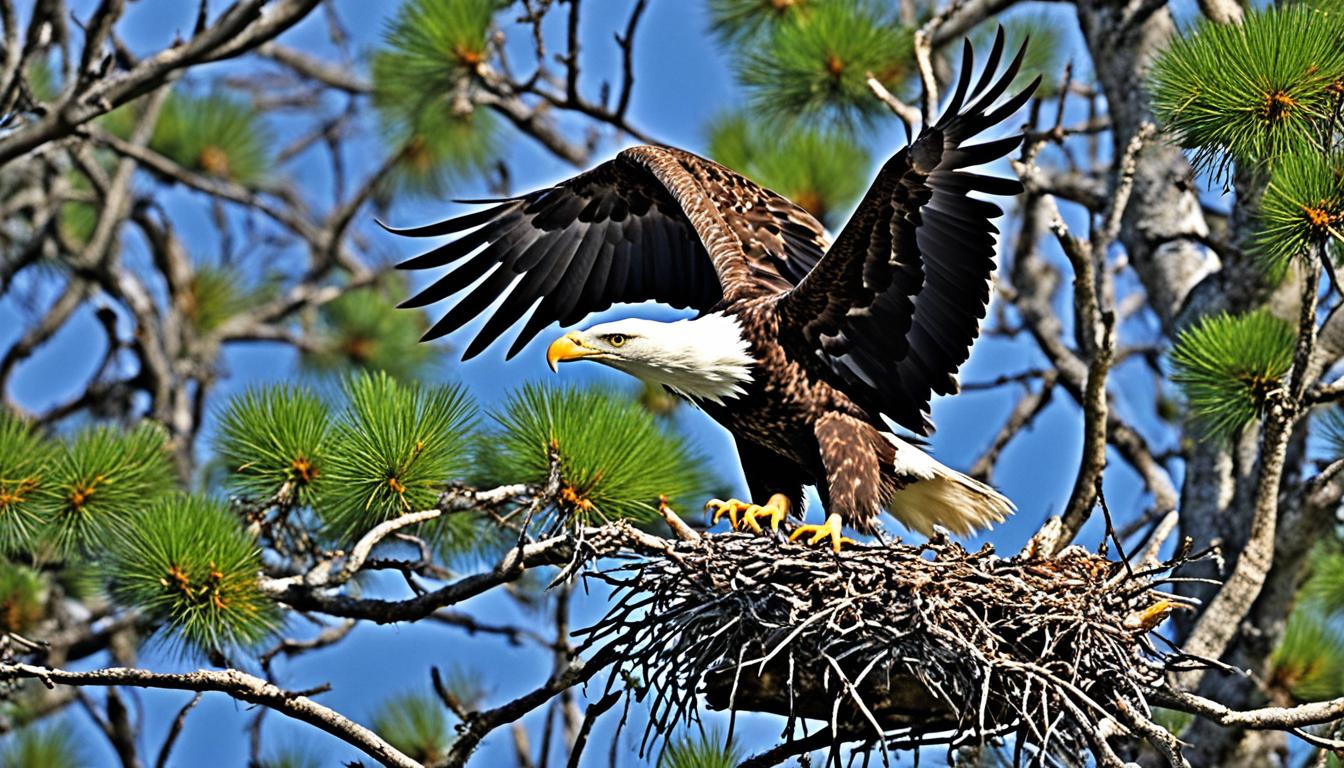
579, 531, 1195, 764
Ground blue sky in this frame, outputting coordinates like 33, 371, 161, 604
0, 0, 1196, 764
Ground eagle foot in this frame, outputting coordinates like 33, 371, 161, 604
788, 512, 856, 553
704, 494, 790, 534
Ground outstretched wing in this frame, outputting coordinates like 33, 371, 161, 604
388, 145, 828, 360
778, 29, 1037, 434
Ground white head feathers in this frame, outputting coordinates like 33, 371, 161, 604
550, 313, 755, 405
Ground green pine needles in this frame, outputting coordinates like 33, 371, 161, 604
377, 0, 495, 91
1319, 406, 1344, 464
1252, 150, 1344, 272
106, 494, 279, 656
370, 690, 451, 763
0, 721, 89, 768
972, 14, 1066, 95
0, 413, 55, 554
36, 423, 176, 556
187, 266, 261, 334
372, 0, 501, 196
213, 385, 332, 507
1169, 310, 1297, 441
0, 562, 45, 634
1271, 606, 1344, 701
302, 278, 433, 380
661, 730, 742, 768
1303, 547, 1344, 617
482, 383, 713, 526
253, 748, 323, 768
320, 372, 475, 540
1269, 545, 1344, 702
151, 91, 273, 185
1149, 5, 1344, 175
736, 0, 914, 129
706, 113, 869, 228
708, 0, 808, 46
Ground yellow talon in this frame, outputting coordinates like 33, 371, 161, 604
788, 512, 856, 553
705, 498, 749, 529
742, 493, 791, 534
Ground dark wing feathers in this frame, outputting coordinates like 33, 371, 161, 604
780, 28, 1038, 435
387, 146, 827, 359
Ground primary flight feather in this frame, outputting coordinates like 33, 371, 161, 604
388, 30, 1038, 550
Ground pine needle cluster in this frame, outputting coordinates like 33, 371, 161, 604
302, 277, 433, 380
1252, 150, 1344, 271
1169, 310, 1296, 441
0, 721, 89, 768
35, 423, 176, 556
970, 14, 1066, 95
661, 731, 741, 768
370, 690, 452, 763
253, 749, 323, 768
186, 266, 262, 334
706, 113, 869, 227
213, 385, 332, 507
480, 383, 713, 527
0, 562, 45, 634
371, 0, 501, 196
735, 0, 914, 130
1149, 5, 1344, 175
56, 170, 99, 247
150, 91, 273, 185
1270, 545, 1344, 701
1319, 406, 1344, 464
1271, 605, 1344, 700
106, 494, 279, 656
1305, 548, 1344, 617
708, 0, 808, 46
0, 414, 55, 554
320, 372, 475, 541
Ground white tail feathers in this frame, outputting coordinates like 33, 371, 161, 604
882, 435, 1016, 537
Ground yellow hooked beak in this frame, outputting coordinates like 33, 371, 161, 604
545, 333, 599, 372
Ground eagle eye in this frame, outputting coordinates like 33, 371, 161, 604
604, 333, 628, 347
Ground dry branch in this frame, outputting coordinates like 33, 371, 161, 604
0, 663, 422, 768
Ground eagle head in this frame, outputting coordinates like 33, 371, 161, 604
544, 315, 755, 405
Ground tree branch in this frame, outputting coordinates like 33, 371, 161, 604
0, 0, 320, 165
1182, 257, 1322, 671
0, 663, 422, 768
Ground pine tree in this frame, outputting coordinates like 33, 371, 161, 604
370, 0, 502, 196
1146, 3, 1344, 760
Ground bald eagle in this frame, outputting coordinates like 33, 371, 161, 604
388, 32, 1037, 550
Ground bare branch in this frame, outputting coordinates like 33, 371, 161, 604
262, 519, 677, 623
154, 692, 203, 768
0, 663, 422, 768
866, 74, 920, 136
1157, 687, 1344, 731
436, 650, 613, 768
612, 0, 648, 122
0, 0, 321, 165
257, 41, 371, 93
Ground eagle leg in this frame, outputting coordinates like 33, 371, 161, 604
788, 512, 856, 553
